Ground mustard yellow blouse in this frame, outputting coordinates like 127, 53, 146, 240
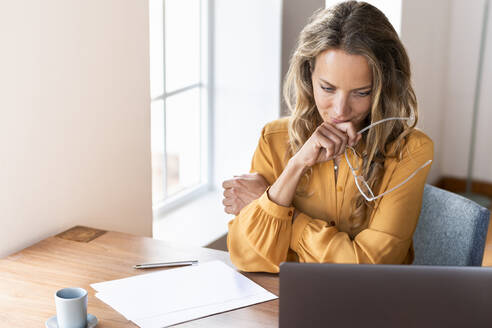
227, 117, 434, 273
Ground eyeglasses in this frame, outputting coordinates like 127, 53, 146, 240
343, 116, 432, 202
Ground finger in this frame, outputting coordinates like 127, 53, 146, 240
334, 122, 358, 146
224, 187, 239, 197
233, 173, 251, 178
224, 206, 237, 215
322, 123, 348, 155
234, 173, 263, 182
322, 121, 348, 141
317, 124, 343, 156
225, 184, 263, 205
236, 198, 248, 213
222, 179, 235, 189
238, 175, 260, 181
316, 148, 329, 163
314, 135, 336, 162
232, 201, 246, 215
222, 197, 236, 206
224, 204, 240, 215
223, 188, 234, 198
222, 178, 243, 189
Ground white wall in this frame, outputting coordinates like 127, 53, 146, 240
402, 0, 492, 184
475, 0, 492, 181
213, 0, 282, 188
0, 0, 152, 257
400, 0, 451, 184
442, 0, 492, 182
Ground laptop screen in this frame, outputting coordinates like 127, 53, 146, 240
279, 262, 492, 328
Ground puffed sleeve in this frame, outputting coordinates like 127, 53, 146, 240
227, 125, 297, 273
290, 137, 434, 264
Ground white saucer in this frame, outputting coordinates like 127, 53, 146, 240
45, 313, 98, 328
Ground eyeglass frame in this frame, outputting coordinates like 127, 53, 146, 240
343, 117, 433, 202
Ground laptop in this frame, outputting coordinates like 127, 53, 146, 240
279, 262, 492, 328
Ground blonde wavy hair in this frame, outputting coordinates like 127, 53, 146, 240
283, 1, 418, 234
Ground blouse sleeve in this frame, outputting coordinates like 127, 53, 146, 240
227, 125, 296, 273
290, 138, 434, 264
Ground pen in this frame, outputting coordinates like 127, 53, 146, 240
133, 260, 199, 269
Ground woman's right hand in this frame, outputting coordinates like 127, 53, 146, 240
291, 121, 361, 169
222, 173, 269, 215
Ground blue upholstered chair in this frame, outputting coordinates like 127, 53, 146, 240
413, 184, 490, 266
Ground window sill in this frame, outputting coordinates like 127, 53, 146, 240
152, 189, 231, 249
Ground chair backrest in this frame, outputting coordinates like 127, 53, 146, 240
413, 184, 490, 266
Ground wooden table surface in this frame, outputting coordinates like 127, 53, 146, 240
0, 226, 279, 327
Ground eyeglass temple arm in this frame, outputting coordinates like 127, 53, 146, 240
357, 116, 413, 135
364, 159, 433, 202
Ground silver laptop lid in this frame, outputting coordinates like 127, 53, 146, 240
280, 262, 492, 328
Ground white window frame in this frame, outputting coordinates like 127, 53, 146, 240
151, 0, 214, 217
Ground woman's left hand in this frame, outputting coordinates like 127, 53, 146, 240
222, 173, 269, 215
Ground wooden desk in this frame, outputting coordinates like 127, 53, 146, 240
0, 226, 279, 327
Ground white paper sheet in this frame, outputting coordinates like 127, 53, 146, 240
91, 260, 277, 327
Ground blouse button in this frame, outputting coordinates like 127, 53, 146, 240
330, 221, 336, 226
337, 186, 343, 192
288, 211, 293, 216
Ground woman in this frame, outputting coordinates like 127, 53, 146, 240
223, 1, 433, 273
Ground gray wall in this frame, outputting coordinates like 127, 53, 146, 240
280, 0, 325, 116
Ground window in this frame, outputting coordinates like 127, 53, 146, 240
149, 0, 211, 213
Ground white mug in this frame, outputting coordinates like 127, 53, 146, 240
54, 287, 88, 328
